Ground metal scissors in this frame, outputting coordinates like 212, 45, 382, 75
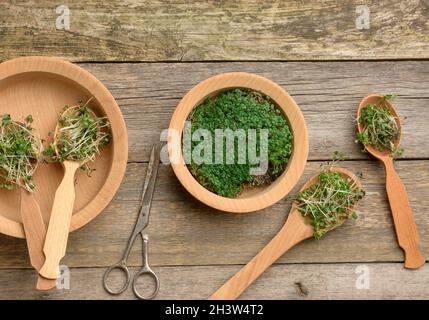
103, 143, 160, 300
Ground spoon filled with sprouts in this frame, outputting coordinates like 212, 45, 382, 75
356, 94, 424, 269
210, 167, 364, 300
39, 99, 110, 279
0, 114, 56, 290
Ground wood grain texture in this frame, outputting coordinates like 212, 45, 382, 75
1, 160, 428, 269
210, 168, 362, 299
0, 0, 428, 299
383, 159, 425, 268
0, 57, 427, 298
1, 1, 428, 61
168, 72, 308, 212
0, 263, 428, 299
210, 209, 314, 300
77, 61, 429, 162
40, 161, 80, 279
19, 190, 57, 290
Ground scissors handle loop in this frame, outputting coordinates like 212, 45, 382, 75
132, 267, 160, 300
103, 260, 131, 295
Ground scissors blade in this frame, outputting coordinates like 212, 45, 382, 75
135, 143, 160, 233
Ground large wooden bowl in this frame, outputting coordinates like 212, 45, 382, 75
0, 56, 128, 238
168, 72, 308, 213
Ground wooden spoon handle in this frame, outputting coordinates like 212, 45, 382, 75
383, 159, 425, 269
210, 209, 313, 300
20, 189, 57, 290
39, 161, 80, 279
36, 276, 57, 291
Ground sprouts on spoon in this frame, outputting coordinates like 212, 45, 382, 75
294, 169, 365, 239
44, 99, 110, 175
0, 114, 42, 192
356, 95, 403, 157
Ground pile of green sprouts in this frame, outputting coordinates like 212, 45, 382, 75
356, 95, 403, 157
44, 99, 110, 175
187, 88, 293, 198
294, 168, 365, 239
0, 114, 42, 192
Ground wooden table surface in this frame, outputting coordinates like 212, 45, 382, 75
0, 0, 428, 299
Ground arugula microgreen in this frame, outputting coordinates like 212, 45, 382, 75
294, 169, 365, 239
44, 99, 111, 175
0, 114, 42, 192
356, 95, 403, 157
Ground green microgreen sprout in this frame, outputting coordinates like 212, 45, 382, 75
44, 98, 111, 175
0, 114, 42, 192
355, 95, 403, 157
186, 88, 293, 198
294, 168, 365, 240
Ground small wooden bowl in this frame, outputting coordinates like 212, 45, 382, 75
168, 72, 308, 213
0, 56, 128, 238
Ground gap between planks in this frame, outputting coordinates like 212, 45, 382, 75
1, 160, 428, 269
1, 262, 428, 300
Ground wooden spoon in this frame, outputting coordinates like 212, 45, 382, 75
209, 167, 362, 300
39, 106, 97, 279
20, 190, 57, 290
357, 94, 424, 269
2, 122, 56, 290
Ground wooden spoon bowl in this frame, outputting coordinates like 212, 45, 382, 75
357, 94, 424, 269
52, 104, 100, 164
357, 94, 402, 159
168, 72, 308, 213
210, 167, 362, 300
297, 167, 363, 230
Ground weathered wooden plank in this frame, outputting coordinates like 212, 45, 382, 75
0, 160, 428, 268
1, 1, 428, 61
0, 263, 428, 299
77, 61, 429, 162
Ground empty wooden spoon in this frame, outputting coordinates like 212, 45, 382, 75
40, 103, 109, 279
0, 119, 56, 290
210, 167, 363, 300
21, 190, 57, 290
357, 94, 424, 269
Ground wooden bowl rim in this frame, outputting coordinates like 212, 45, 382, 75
0, 56, 128, 238
168, 72, 308, 213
